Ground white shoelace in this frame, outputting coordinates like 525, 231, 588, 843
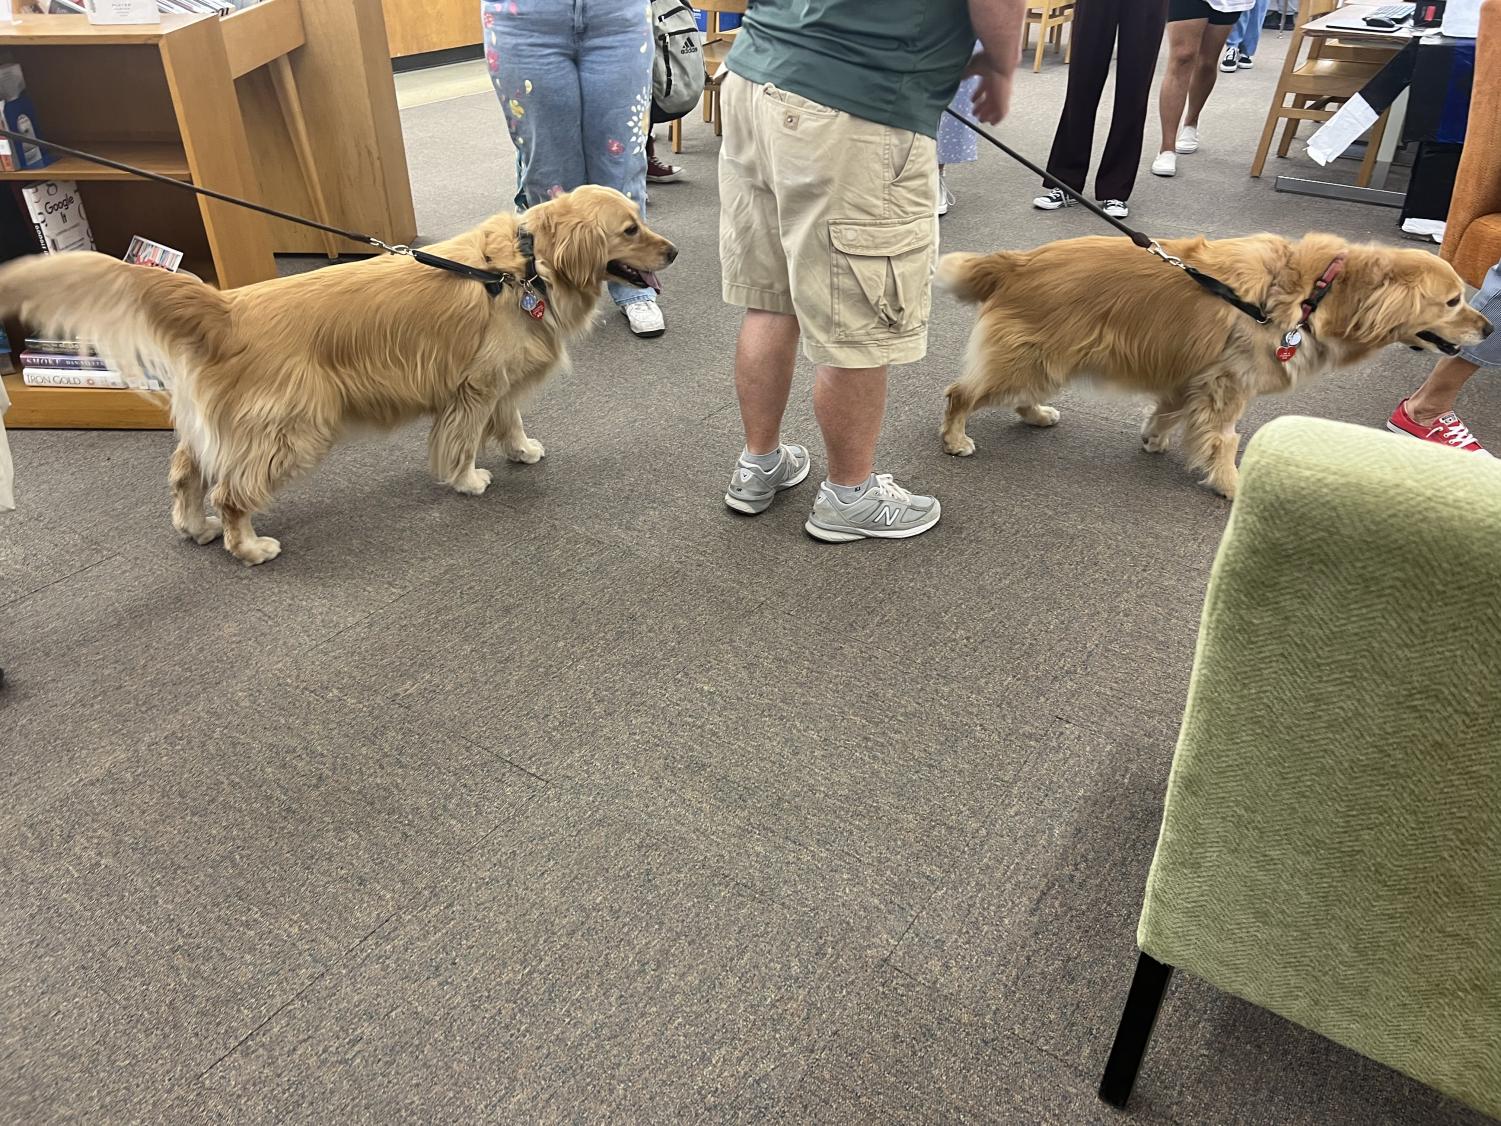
868, 473, 912, 504
1442, 419, 1477, 447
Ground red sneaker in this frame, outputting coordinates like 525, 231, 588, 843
1387, 400, 1491, 454
645, 138, 683, 183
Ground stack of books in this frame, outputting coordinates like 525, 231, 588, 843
20, 339, 164, 391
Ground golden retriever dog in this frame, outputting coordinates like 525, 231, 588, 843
938, 233, 1491, 497
0, 184, 675, 564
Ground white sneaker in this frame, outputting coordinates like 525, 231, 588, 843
937, 173, 954, 217
724, 443, 812, 514
623, 299, 665, 338
1151, 151, 1177, 177
1097, 198, 1129, 218
1175, 126, 1200, 155
1033, 187, 1074, 211
805, 474, 941, 543
1237, 53, 1254, 69
1219, 46, 1240, 73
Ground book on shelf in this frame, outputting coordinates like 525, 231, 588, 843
24, 337, 97, 357
23, 368, 165, 391
19, 344, 164, 387
123, 234, 184, 272
21, 182, 95, 255
20, 349, 110, 370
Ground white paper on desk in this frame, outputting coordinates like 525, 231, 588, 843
0, 3, 13, 23
1307, 96, 1379, 166
1441, 0, 1480, 37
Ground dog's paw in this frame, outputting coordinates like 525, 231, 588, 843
1141, 432, 1171, 454
176, 514, 223, 544
506, 437, 546, 464
1018, 404, 1060, 428
452, 468, 493, 495
1203, 474, 1238, 500
235, 535, 282, 566
944, 433, 976, 457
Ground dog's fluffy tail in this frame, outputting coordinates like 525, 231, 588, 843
936, 251, 1018, 305
0, 251, 231, 386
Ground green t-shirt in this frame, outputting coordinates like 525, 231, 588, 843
726, 1, 976, 139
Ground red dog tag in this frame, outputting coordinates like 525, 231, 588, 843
1276, 345, 1296, 362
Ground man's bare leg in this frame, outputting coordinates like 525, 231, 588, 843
735, 309, 800, 455
804, 360, 939, 541
814, 364, 887, 486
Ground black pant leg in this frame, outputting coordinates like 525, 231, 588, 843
1043, 0, 1122, 193
1094, 0, 1169, 202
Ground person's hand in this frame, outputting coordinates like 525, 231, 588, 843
964, 50, 1014, 125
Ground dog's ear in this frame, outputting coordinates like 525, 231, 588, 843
1346, 270, 1423, 345
531, 206, 606, 290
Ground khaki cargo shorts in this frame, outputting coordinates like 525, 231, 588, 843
718, 72, 939, 368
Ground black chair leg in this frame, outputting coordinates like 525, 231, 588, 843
1098, 950, 1173, 1109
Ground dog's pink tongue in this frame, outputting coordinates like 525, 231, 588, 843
640, 271, 662, 293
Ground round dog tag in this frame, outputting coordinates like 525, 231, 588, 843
1282, 328, 1303, 348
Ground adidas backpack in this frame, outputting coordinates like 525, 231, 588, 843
651, 0, 706, 121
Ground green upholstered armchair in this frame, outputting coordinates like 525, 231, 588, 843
1098, 416, 1501, 1120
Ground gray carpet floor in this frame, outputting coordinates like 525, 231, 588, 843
3, 31, 1495, 1125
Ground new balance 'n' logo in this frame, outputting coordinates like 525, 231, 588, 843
874, 505, 899, 527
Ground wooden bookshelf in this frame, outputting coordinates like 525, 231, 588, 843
2, 375, 170, 429
2, 0, 416, 430
0, 141, 190, 182
0, 11, 269, 429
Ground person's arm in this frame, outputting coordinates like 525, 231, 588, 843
966, 0, 1027, 123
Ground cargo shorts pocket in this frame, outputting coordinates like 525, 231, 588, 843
828, 215, 934, 343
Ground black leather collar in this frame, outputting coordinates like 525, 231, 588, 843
516, 227, 548, 296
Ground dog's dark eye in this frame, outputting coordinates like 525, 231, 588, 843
623, 223, 640, 237
1447, 295, 1462, 307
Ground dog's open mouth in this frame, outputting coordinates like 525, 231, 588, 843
1415, 330, 1460, 355
606, 261, 662, 291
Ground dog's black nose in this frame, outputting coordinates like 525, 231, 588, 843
665, 244, 678, 265
1483, 321, 1494, 340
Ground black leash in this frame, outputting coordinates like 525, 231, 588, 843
0, 127, 531, 299
944, 109, 1270, 325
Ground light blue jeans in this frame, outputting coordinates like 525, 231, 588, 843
483, 0, 653, 307
1227, 0, 1270, 56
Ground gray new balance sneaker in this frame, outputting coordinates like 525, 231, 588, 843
805, 474, 941, 542
724, 443, 812, 514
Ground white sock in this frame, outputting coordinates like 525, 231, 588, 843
826, 475, 872, 503
741, 447, 782, 472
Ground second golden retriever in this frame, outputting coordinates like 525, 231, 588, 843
0, 185, 676, 564
938, 233, 1491, 497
